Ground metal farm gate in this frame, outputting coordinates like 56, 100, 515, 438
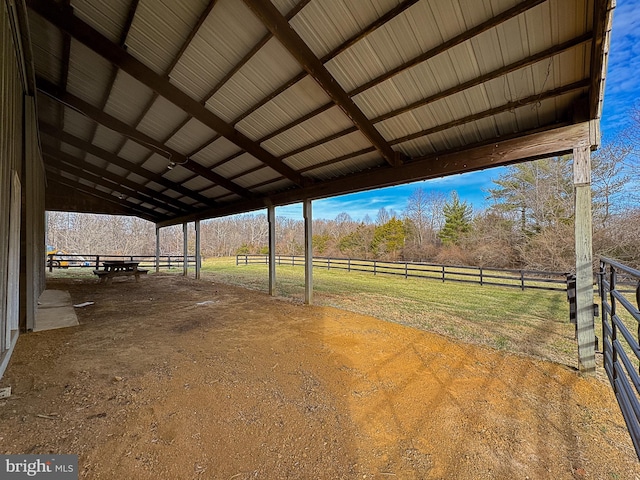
598, 257, 640, 458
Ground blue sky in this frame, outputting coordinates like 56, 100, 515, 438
275, 0, 640, 221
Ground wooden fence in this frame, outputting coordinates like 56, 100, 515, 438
236, 254, 569, 292
46, 253, 196, 272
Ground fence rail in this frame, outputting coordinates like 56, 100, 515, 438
598, 256, 640, 459
236, 254, 568, 292
46, 253, 196, 272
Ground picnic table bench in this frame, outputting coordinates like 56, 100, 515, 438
93, 260, 148, 284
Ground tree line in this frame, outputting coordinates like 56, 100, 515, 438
47, 112, 640, 272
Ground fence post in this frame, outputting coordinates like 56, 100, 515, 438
405, 262, 408, 279
373, 260, 377, 276
168, 256, 171, 269
442, 266, 445, 282
348, 258, 351, 272
327, 258, 330, 270
479, 267, 483, 286
520, 270, 525, 290
95, 255, 100, 270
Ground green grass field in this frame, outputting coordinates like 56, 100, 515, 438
199, 257, 577, 368
46, 257, 577, 367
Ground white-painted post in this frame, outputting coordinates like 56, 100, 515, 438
195, 219, 201, 280
155, 225, 160, 273
574, 144, 596, 374
304, 199, 313, 305
183, 222, 188, 277
268, 205, 276, 296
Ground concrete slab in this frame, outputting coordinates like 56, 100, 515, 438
34, 290, 79, 332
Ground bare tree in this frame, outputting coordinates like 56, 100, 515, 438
591, 141, 631, 228
404, 188, 446, 248
375, 207, 390, 226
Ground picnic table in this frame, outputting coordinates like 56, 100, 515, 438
93, 260, 148, 284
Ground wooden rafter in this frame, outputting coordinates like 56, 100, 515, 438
388, 81, 590, 146
38, 120, 210, 207
45, 170, 159, 221
201, 0, 311, 103
27, 0, 308, 188
229, 0, 420, 129
198, 0, 554, 178
44, 153, 175, 216
148, 0, 311, 189
45, 178, 135, 217
216, 72, 592, 188
244, 0, 403, 167
210, 76, 590, 203
42, 147, 186, 215
121, 0, 221, 167
305, 80, 588, 179
84, 0, 139, 152
35, 77, 252, 199
156, 121, 595, 227
25, 0, 607, 229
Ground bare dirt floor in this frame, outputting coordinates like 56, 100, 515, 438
2, 273, 640, 479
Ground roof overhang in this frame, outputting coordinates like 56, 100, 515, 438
22, 0, 613, 225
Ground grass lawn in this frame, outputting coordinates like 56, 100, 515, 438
46, 257, 577, 368
200, 257, 577, 368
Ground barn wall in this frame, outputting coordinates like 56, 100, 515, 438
21, 95, 46, 332
1, 0, 46, 378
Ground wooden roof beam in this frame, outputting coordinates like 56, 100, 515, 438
38, 120, 210, 208
276, 32, 592, 162
243, 0, 404, 168
296, 81, 591, 174
42, 147, 186, 215
45, 178, 136, 218
44, 153, 175, 216
184, 0, 419, 170
35, 77, 252, 199
116, 0, 221, 160
227, 0, 420, 130
156, 121, 596, 227
84, 0, 140, 156
255, 0, 550, 148
45, 170, 160, 222
27, 0, 308, 188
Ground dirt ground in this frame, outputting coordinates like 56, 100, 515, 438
1, 273, 639, 479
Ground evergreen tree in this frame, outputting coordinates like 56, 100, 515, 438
371, 217, 406, 259
438, 192, 472, 246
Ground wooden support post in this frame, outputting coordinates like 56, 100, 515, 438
574, 144, 596, 374
155, 226, 160, 273
195, 219, 201, 280
303, 199, 313, 305
182, 222, 188, 277
268, 205, 276, 296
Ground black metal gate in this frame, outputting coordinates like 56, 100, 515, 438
598, 257, 640, 459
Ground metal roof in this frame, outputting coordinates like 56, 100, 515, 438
24, 0, 612, 225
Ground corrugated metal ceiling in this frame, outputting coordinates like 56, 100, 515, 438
26, 0, 610, 224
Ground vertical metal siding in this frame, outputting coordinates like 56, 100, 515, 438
21, 96, 45, 332
1, 0, 25, 375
